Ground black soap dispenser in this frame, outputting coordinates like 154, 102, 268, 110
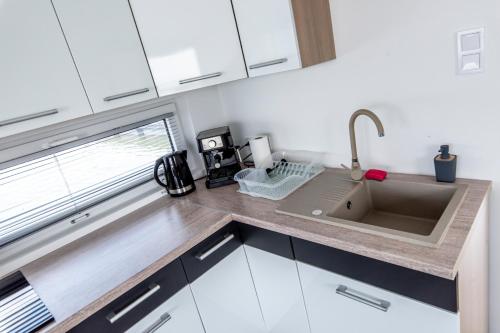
434, 145, 457, 183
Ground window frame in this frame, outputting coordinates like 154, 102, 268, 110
0, 179, 165, 278
0, 113, 176, 170
0, 100, 180, 167
0, 113, 181, 248
0, 99, 210, 279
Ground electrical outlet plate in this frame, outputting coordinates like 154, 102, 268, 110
457, 28, 484, 74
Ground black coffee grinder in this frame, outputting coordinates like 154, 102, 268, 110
197, 126, 241, 189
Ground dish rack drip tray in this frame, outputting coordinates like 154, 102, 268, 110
234, 159, 324, 200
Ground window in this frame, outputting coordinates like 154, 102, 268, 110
0, 114, 184, 247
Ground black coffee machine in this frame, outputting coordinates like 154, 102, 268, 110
154, 150, 196, 197
196, 126, 241, 189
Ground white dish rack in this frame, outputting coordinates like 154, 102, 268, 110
233, 154, 324, 200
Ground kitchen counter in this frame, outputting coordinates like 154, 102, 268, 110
20, 169, 490, 333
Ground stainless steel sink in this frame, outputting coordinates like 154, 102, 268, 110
276, 170, 468, 247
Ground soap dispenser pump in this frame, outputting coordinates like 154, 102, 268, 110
434, 145, 457, 183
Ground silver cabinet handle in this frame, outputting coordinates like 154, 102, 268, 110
103, 88, 150, 102
336, 285, 390, 312
195, 233, 235, 261
106, 284, 160, 324
249, 58, 288, 70
179, 72, 222, 85
143, 312, 172, 333
0, 109, 58, 127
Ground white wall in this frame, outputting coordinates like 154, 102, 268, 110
174, 86, 228, 179
216, 0, 500, 330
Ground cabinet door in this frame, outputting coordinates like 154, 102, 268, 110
244, 245, 310, 333
0, 0, 92, 138
232, 0, 301, 77
189, 246, 266, 333
52, 0, 158, 113
125, 286, 205, 333
129, 0, 247, 96
297, 262, 459, 333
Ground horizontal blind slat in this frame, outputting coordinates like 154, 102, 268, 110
0, 275, 53, 333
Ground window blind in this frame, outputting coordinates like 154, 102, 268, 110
0, 114, 183, 247
0, 272, 53, 333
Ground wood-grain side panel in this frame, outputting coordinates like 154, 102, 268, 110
458, 196, 489, 333
291, 0, 336, 67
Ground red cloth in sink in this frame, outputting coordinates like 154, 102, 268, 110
365, 169, 387, 181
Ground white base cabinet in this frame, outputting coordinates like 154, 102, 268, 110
297, 262, 459, 333
190, 246, 267, 333
125, 286, 205, 333
244, 245, 310, 333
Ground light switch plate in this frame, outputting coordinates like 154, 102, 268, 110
457, 28, 484, 74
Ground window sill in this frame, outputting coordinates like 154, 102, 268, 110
0, 180, 168, 279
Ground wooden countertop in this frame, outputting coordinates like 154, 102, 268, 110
20, 169, 490, 333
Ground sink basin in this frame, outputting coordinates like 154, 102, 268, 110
329, 180, 463, 236
276, 171, 468, 247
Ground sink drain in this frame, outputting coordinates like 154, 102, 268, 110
312, 209, 323, 216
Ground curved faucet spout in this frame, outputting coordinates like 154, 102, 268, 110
348, 109, 385, 180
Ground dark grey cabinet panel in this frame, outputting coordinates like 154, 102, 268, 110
238, 223, 294, 260
180, 222, 241, 283
70, 259, 187, 333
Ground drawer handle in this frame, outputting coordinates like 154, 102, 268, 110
103, 88, 150, 102
0, 109, 58, 127
336, 285, 390, 312
143, 312, 172, 333
179, 72, 223, 85
195, 233, 235, 261
106, 284, 161, 324
249, 58, 288, 70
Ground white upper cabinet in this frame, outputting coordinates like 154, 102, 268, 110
0, 0, 92, 138
52, 0, 158, 113
232, 0, 301, 77
129, 0, 247, 97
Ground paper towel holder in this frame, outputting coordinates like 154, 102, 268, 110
236, 135, 273, 169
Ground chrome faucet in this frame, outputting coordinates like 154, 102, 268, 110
347, 109, 385, 181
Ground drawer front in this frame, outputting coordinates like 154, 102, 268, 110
298, 262, 459, 333
181, 222, 241, 283
71, 259, 187, 333
238, 223, 294, 260
292, 237, 457, 312
125, 285, 204, 333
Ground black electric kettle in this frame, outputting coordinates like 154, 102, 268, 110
154, 150, 196, 197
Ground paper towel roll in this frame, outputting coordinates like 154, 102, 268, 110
250, 136, 273, 169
